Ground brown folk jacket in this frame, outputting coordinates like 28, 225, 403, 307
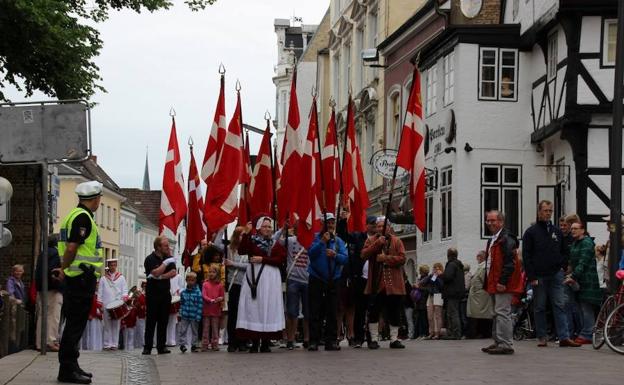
362, 235, 406, 296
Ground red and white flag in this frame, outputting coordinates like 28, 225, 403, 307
238, 131, 252, 225
396, 67, 426, 231
204, 92, 244, 232
202, 74, 227, 213
296, 97, 323, 248
342, 96, 370, 232
184, 147, 206, 262
250, 122, 275, 219
277, 68, 302, 224
321, 108, 340, 215
159, 117, 187, 235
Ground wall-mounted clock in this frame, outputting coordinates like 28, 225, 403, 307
460, 0, 483, 18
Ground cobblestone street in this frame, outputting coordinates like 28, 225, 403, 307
0, 339, 620, 385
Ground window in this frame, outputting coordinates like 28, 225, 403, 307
113, 208, 117, 231
345, 43, 351, 99
481, 164, 522, 237
279, 90, 287, 129
389, 92, 401, 148
547, 32, 558, 80
356, 28, 364, 89
479, 47, 518, 101
333, 52, 340, 103
99, 203, 105, 226
603, 19, 618, 66
423, 174, 435, 243
443, 52, 455, 105
367, 11, 378, 82
107, 206, 112, 229
440, 167, 452, 239
425, 65, 438, 116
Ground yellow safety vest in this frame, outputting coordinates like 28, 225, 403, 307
59, 207, 103, 278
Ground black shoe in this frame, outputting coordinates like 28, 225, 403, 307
157, 349, 171, 354
180, 345, 187, 353
227, 345, 237, 352
286, 341, 295, 350
353, 340, 362, 348
260, 344, 271, 353
141, 349, 151, 355
237, 345, 248, 352
191, 346, 198, 353
348, 338, 355, 347
487, 346, 514, 355
302, 341, 309, 349
307, 343, 318, 351
249, 343, 259, 353
76, 368, 92, 378
481, 344, 497, 353
57, 372, 92, 384
368, 341, 380, 350
325, 342, 341, 351
389, 340, 405, 349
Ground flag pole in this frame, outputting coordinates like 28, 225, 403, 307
311, 90, 328, 230
267, 113, 278, 224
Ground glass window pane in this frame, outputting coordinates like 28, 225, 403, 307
483, 188, 500, 212
504, 167, 519, 184
501, 51, 515, 66
482, 50, 496, 65
504, 189, 520, 236
483, 167, 499, 183
482, 66, 496, 81
441, 193, 447, 238
481, 82, 495, 98
501, 67, 515, 80
447, 190, 452, 237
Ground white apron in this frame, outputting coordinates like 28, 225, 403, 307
236, 264, 285, 332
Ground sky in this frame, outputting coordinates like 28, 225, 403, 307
6, 0, 328, 189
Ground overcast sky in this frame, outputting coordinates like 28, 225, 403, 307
7, 0, 328, 189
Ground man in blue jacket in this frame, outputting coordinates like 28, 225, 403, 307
522, 200, 580, 348
307, 213, 348, 351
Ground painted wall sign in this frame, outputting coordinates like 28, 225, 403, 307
371, 149, 409, 179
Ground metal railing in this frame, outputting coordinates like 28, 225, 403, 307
0, 292, 30, 358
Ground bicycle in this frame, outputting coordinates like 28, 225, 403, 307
593, 287, 621, 349
604, 274, 624, 354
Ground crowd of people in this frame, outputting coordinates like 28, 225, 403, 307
1, 191, 623, 383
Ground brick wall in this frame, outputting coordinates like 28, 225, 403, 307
451, 0, 501, 25
0, 165, 41, 288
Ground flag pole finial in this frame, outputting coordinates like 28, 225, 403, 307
235, 79, 242, 92
264, 110, 271, 121
329, 97, 336, 109
188, 136, 194, 149
218, 63, 226, 74
169, 107, 176, 117
311, 86, 317, 98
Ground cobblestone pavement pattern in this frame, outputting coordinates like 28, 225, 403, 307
0, 340, 619, 385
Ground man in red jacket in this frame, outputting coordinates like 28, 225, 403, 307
481, 210, 523, 355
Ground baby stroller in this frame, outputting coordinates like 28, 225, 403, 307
512, 287, 535, 340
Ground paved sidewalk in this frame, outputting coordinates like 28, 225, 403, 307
0, 339, 620, 385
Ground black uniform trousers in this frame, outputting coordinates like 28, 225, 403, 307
227, 283, 243, 348
58, 273, 96, 375
309, 276, 338, 345
367, 291, 403, 326
352, 277, 368, 343
144, 289, 171, 351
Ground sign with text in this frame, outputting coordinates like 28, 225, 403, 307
371, 149, 408, 179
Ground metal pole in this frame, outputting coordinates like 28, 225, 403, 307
609, 0, 624, 294
40, 162, 49, 355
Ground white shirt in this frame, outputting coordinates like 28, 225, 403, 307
97, 272, 128, 306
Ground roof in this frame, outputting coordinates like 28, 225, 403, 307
57, 157, 124, 196
120, 188, 161, 227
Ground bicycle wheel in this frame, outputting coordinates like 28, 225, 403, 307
605, 303, 624, 354
593, 295, 616, 349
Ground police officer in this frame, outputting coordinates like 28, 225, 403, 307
53, 181, 104, 384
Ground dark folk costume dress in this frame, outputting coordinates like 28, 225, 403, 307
235, 233, 286, 340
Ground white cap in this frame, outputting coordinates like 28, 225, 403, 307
321, 213, 336, 222
106, 258, 118, 264
75, 181, 103, 199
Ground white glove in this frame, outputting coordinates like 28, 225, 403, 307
163, 257, 176, 266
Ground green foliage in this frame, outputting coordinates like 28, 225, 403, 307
0, 0, 216, 102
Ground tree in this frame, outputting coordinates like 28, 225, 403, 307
0, 0, 216, 102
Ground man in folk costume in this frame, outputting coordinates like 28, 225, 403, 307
53, 181, 104, 384
98, 259, 128, 350
361, 217, 407, 349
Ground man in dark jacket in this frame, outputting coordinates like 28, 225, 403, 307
522, 200, 580, 348
439, 248, 464, 340
336, 213, 376, 348
35, 234, 64, 351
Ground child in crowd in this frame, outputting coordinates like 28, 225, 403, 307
179, 272, 203, 353
202, 266, 224, 351
81, 287, 103, 351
